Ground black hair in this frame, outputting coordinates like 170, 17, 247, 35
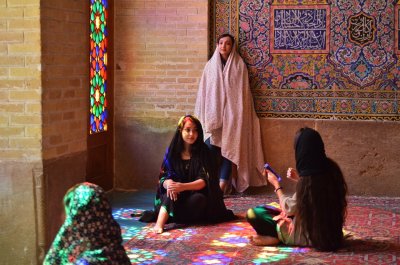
166, 115, 216, 182
294, 127, 348, 251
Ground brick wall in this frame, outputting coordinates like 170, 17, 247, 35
0, 0, 42, 162
114, 0, 209, 189
41, 1, 88, 160
0, 0, 42, 264
114, 0, 208, 124
41, 0, 89, 256
1, 1, 93, 263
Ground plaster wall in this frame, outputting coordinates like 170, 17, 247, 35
260, 119, 400, 196
0, 162, 40, 264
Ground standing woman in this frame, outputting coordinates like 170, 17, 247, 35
140, 115, 235, 234
247, 127, 348, 251
195, 33, 266, 193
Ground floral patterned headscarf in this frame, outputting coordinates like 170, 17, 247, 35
43, 182, 130, 265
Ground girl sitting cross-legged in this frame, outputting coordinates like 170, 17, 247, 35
247, 127, 348, 251
139, 115, 236, 234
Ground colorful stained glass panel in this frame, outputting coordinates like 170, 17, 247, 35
90, 0, 108, 134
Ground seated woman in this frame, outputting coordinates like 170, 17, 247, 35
139, 115, 235, 233
246, 127, 348, 251
44, 182, 130, 265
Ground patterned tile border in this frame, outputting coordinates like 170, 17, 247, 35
210, 0, 400, 121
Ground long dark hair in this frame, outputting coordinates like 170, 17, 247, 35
294, 128, 348, 251
166, 115, 216, 181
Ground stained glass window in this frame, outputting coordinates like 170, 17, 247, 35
90, 0, 108, 134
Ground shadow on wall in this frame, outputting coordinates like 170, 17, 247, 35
114, 118, 400, 196
44, 153, 87, 251
114, 118, 175, 190
260, 119, 400, 197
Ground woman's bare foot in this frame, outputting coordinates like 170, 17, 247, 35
249, 235, 280, 246
154, 207, 168, 234
153, 225, 164, 234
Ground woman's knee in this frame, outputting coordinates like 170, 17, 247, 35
190, 193, 207, 209
183, 193, 207, 220
246, 208, 256, 221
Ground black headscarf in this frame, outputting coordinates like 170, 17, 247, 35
295, 127, 329, 177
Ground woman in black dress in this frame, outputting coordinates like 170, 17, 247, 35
140, 115, 235, 233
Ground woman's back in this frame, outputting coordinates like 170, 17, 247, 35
296, 158, 348, 251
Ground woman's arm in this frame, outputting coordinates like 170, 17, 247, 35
266, 169, 297, 215
279, 193, 297, 216
167, 179, 206, 193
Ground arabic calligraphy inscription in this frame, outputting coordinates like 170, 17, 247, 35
348, 12, 376, 46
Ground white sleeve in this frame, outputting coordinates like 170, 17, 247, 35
279, 192, 297, 216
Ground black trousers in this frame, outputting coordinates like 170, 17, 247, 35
161, 192, 208, 224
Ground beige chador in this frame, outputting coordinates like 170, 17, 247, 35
194, 45, 267, 192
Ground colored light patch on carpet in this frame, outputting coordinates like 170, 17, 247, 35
191, 250, 237, 265
211, 233, 248, 248
113, 208, 145, 220
210, 221, 253, 247
120, 225, 151, 241
125, 248, 167, 264
116, 194, 400, 264
152, 227, 197, 241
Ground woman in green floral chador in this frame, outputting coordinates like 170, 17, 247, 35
44, 182, 130, 265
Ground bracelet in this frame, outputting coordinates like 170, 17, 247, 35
274, 187, 283, 193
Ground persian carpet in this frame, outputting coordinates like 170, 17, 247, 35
111, 192, 400, 264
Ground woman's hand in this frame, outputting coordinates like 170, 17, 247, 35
265, 169, 280, 189
168, 181, 184, 193
164, 179, 205, 202
167, 189, 178, 201
287, 168, 300, 182
164, 180, 179, 201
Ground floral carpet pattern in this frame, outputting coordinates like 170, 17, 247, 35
112, 193, 400, 264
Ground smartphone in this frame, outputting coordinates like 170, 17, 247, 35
264, 163, 282, 182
